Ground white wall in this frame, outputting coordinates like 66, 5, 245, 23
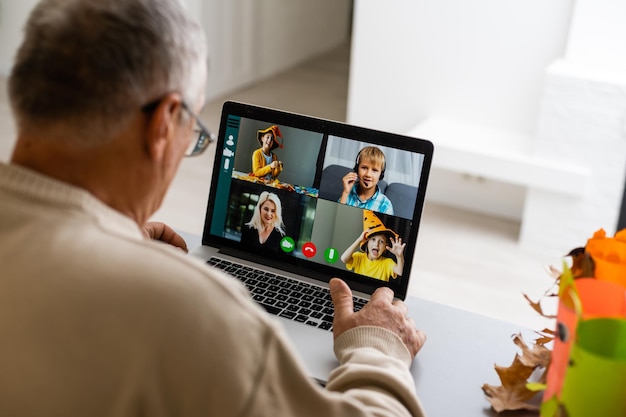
518, 0, 626, 253
0, 0, 204, 76
347, 0, 573, 221
348, 0, 626, 253
347, 0, 572, 134
0, 0, 39, 75
565, 0, 626, 71
520, 61, 626, 254
203, 0, 352, 101
0, 0, 352, 101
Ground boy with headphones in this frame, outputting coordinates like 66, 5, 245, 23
339, 146, 394, 214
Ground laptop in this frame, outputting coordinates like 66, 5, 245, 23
191, 101, 433, 383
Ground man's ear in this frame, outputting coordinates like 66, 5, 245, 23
144, 93, 183, 161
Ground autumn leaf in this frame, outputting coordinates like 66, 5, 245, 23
513, 333, 551, 369
482, 354, 540, 413
547, 265, 561, 280
523, 293, 556, 319
537, 328, 556, 337
567, 247, 595, 278
483, 243, 589, 414
534, 328, 556, 346
483, 333, 550, 412
534, 335, 553, 346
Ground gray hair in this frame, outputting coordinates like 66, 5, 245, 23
8, 0, 207, 141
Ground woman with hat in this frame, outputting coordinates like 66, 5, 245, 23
340, 210, 406, 282
251, 125, 284, 181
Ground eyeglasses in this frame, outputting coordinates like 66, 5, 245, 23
180, 101, 216, 157
142, 98, 216, 157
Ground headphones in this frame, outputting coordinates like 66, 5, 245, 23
353, 147, 385, 181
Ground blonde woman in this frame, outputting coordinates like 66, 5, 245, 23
241, 191, 286, 251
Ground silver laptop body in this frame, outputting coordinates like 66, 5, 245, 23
192, 101, 433, 383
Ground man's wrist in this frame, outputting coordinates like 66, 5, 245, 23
334, 326, 413, 367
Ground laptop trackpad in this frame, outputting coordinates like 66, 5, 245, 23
280, 317, 337, 385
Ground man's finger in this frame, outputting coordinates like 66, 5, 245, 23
160, 225, 189, 252
329, 278, 354, 319
392, 299, 409, 317
416, 329, 427, 345
414, 328, 427, 354
370, 286, 395, 304
144, 222, 188, 253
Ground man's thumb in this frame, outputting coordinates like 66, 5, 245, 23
329, 278, 354, 318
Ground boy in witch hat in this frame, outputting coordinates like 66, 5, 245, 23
250, 125, 284, 180
340, 210, 406, 282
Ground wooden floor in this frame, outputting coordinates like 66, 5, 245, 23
0, 43, 558, 332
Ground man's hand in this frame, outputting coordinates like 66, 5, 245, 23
329, 278, 426, 357
143, 222, 188, 253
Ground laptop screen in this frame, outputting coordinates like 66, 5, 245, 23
202, 101, 433, 299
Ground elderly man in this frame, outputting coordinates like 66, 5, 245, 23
0, 0, 427, 416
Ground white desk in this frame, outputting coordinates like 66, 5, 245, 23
406, 296, 539, 416
180, 232, 539, 416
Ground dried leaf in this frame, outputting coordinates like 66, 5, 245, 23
482, 354, 539, 412
567, 247, 595, 278
483, 245, 584, 414
483, 333, 550, 412
534, 328, 556, 346
523, 293, 556, 319
538, 328, 556, 336
547, 265, 561, 279
523, 293, 543, 315
534, 334, 553, 346
544, 266, 561, 296
513, 333, 551, 369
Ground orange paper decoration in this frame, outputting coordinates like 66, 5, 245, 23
585, 229, 626, 288
544, 278, 626, 401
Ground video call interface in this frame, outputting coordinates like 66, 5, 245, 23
207, 110, 427, 292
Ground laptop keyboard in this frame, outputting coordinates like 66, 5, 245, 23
207, 256, 367, 331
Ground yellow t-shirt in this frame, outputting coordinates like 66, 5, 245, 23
346, 252, 397, 282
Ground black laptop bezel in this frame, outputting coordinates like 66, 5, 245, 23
201, 101, 433, 300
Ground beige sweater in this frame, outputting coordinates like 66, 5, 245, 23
0, 162, 425, 417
